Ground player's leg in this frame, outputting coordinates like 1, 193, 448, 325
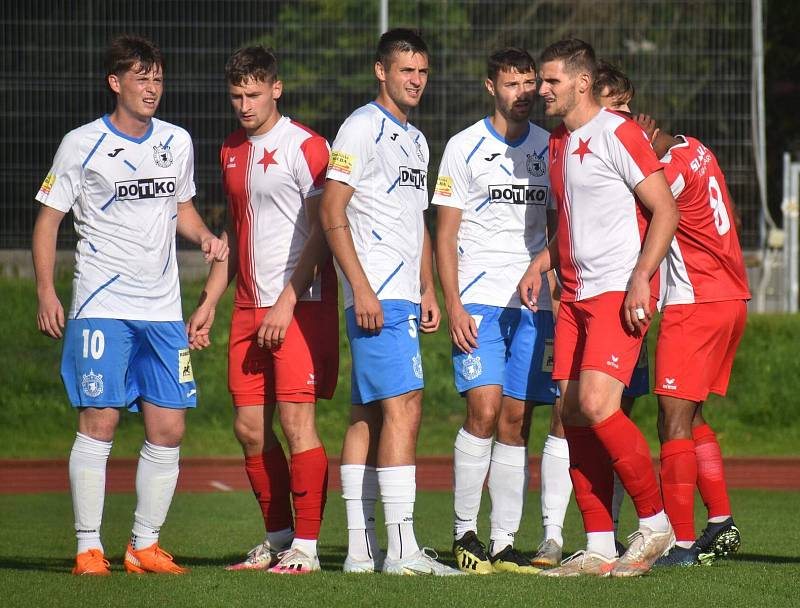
61, 318, 131, 575
123, 320, 198, 574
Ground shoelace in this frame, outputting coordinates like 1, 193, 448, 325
247, 542, 269, 559
462, 536, 488, 559
622, 531, 646, 561
559, 550, 587, 567
421, 547, 440, 561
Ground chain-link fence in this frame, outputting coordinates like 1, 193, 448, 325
1, 0, 759, 249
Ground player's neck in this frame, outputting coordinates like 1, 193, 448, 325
374, 93, 409, 126
489, 113, 528, 142
247, 112, 282, 138
654, 132, 681, 159
108, 107, 153, 139
563, 99, 602, 133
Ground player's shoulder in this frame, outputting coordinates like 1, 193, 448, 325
286, 117, 324, 141
286, 118, 329, 153
60, 117, 106, 149
222, 127, 249, 149
342, 103, 381, 129
525, 121, 551, 147
660, 134, 693, 165
151, 118, 193, 151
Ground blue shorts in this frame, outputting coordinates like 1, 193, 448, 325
346, 299, 424, 404
61, 319, 197, 412
623, 339, 650, 398
452, 304, 557, 404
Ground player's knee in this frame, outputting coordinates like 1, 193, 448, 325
233, 415, 263, 450
577, 390, 615, 424
78, 409, 119, 442
464, 406, 498, 438
146, 421, 184, 448
658, 410, 693, 441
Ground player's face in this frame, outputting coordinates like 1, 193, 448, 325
598, 86, 631, 112
228, 77, 283, 136
538, 60, 578, 118
488, 68, 537, 122
109, 63, 163, 121
377, 51, 429, 111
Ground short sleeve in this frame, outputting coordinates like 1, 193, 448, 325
297, 135, 330, 198
35, 133, 82, 212
431, 136, 471, 210
662, 161, 687, 199
326, 114, 375, 187
175, 132, 197, 203
606, 120, 662, 191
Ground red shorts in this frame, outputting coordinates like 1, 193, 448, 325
228, 302, 339, 406
654, 300, 746, 401
553, 291, 654, 386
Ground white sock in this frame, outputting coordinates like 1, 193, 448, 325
453, 428, 492, 539
488, 442, 528, 552
611, 472, 625, 534
676, 540, 694, 549
291, 537, 318, 557
266, 527, 294, 550
587, 531, 617, 558
639, 510, 671, 533
540, 434, 571, 547
70, 432, 112, 554
131, 441, 180, 550
708, 515, 730, 524
378, 466, 420, 560
341, 464, 381, 561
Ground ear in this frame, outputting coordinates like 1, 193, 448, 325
577, 72, 592, 95
485, 78, 496, 97
107, 74, 121, 95
272, 79, 283, 101
375, 60, 386, 83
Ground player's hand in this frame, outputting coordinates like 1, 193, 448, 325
37, 290, 65, 339
447, 302, 478, 354
186, 305, 215, 350
623, 272, 652, 334
419, 288, 441, 334
634, 114, 660, 143
201, 236, 229, 263
257, 296, 295, 350
353, 286, 383, 334
518, 261, 543, 312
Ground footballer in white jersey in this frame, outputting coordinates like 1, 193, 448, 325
32, 35, 226, 576
433, 48, 556, 575
321, 29, 460, 577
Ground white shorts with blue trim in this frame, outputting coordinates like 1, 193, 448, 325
346, 299, 424, 404
61, 318, 197, 412
452, 304, 557, 403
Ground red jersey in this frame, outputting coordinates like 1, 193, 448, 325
550, 108, 662, 302
221, 116, 336, 308
660, 136, 750, 305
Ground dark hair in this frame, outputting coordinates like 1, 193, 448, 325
105, 34, 163, 92
539, 38, 597, 82
593, 60, 635, 104
375, 28, 428, 66
225, 46, 278, 86
487, 47, 536, 82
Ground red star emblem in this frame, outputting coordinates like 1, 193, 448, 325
572, 137, 593, 163
257, 148, 278, 172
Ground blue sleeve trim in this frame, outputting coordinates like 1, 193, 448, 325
75, 274, 121, 318
375, 117, 386, 144
82, 133, 107, 168
465, 137, 486, 164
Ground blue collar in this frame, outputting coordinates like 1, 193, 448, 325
370, 101, 408, 131
483, 117, 529, 148
102, 114, 154, 144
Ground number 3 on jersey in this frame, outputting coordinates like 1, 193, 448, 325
81, 329, 105, 359
708, 175, 731, 236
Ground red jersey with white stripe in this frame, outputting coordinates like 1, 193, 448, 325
549, 108, 662, 302
221, 116, 335, 308
660, 136, 750, 305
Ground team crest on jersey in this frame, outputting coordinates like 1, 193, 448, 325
414, 139, 425, 162
153, 144, 173, 168
526, 152, 546, 177
412, 352, 424, 379
81, 369, 104, 398
461, 354, 483, 381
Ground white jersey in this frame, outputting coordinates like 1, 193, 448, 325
36, 115, 196, 321
431, 117, 553, 309
326, 102, 429, 308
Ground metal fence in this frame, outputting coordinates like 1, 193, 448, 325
1, 0, 760, 250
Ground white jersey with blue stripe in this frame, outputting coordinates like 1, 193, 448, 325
326, 102, 429, 308
431, 118, 552, 309
35, 115, 196, 321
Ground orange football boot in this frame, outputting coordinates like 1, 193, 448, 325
124, 543, 188, 574
72, 549, 111, 576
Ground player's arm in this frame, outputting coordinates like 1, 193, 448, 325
257, 193, 331, 349
32, 205, 66, 339
518, 234, 559, 312
626, 172, 680, 331
320, 179, 383, 333
419, 222, 440, 334
435, 205, 476, 352
176, 199, 229, 263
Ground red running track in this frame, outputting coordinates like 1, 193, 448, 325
1, 456, 798, 494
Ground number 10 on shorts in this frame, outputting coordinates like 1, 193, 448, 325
81, 329, 105, 359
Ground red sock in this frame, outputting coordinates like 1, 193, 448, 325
660, 439, 697, 542
244, 445, 293, 532
592, 410, 664, 518
564, 425, 614, 532
290, 446, 329, 540
693, 424, 731, 518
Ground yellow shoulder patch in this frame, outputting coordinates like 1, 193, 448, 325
434, 175, 454, 197
328, 150, 354, 175
39, 173, 56, 195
